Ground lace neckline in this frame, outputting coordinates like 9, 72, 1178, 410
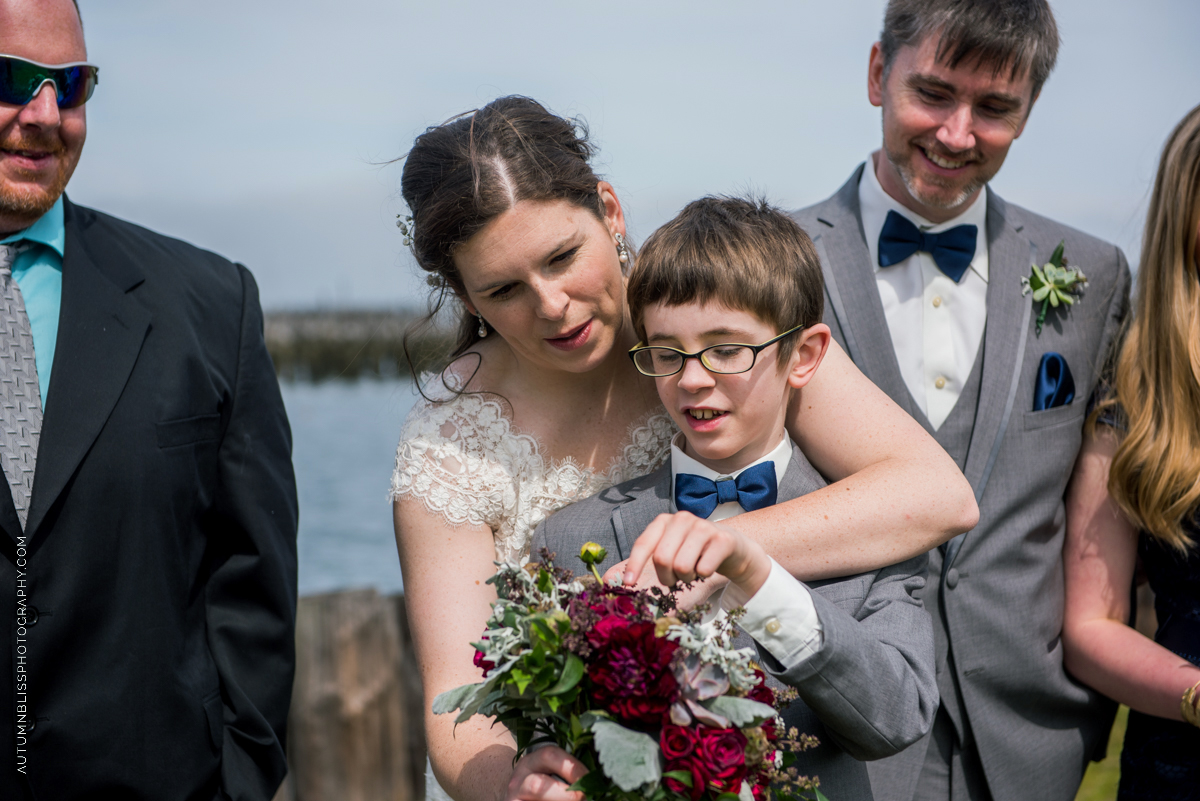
420, 370, 667, 485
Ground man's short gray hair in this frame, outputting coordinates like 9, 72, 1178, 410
880, 0, 1059, 99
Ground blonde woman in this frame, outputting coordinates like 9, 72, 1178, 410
1063, 103, 1200, 799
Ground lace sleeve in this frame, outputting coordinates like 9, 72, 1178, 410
390, 390, 518, 534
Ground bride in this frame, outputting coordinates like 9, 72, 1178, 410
391, 96, 977, 801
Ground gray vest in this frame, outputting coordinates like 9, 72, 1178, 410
906, 340, 984, 470
900, 344, 985, 744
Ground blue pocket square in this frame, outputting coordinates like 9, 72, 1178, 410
1033, 352, 1075, 411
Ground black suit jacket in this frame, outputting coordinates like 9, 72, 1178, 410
1, 198, 299, 801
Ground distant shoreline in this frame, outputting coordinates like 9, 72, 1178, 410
265, 309, 453, 381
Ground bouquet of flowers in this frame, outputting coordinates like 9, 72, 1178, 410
433, 544, 827, 801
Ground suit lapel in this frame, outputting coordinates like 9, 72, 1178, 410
0, 481, 19, 553
812, 164, 926, 426
944, 193, 1034, 569
778, 443, 827, 501
611, 465, 672, 560
26, 200, 150, 541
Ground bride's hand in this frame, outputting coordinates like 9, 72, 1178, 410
505, 746, 588, 801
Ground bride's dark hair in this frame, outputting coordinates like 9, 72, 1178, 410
400, 96, 609, 375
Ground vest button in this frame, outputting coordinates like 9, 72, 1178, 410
946, 568, 960, 589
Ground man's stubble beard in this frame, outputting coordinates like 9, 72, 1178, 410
884, 138, 998, 214
0, 131, 72, 222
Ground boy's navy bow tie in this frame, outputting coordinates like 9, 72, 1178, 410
674, 461, 778, 519
878, 209, 978, 283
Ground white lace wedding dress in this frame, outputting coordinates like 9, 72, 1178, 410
390, 374, 674, 801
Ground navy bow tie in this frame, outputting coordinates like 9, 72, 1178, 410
878, 210, 978, 283
674, 461, 778, 519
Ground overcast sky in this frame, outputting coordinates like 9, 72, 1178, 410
66, 0, 1200, 311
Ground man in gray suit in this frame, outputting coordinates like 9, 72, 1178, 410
790, 2, 1130, 799
533, 196, 938, 800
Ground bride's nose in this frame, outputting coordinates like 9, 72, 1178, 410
531, 280, 569, 321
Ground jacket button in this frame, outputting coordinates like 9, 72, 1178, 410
946, 568, 960, 589
26, 606, 38, 626
26, 717, 35, 733
764, 617, 782, 635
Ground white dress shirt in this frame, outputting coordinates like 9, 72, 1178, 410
670, 433, 824, 666
858, 154, 989, 430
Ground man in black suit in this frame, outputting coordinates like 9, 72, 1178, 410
0, 2, 298, 799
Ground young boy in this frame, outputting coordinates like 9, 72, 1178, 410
531, 196, 936, 799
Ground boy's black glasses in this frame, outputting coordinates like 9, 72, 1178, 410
629, 324, 805, 377
0, 55, 99, 109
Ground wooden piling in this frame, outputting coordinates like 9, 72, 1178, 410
280, 589, 420, 801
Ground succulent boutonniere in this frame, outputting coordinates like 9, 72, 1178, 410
1021, 241, 1087, 335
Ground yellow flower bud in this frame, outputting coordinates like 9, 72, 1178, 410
579, 542, 608, 565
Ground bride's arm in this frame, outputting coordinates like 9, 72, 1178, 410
394, 499, 517, 801
739, 341, 976, 580
1062, 427, 1200, 720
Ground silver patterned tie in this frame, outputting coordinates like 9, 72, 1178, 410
0, 241, 40, 530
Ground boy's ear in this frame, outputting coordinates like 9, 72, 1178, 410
786, 324, 832, 389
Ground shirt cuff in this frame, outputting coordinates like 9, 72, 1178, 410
719, 559, 824, 667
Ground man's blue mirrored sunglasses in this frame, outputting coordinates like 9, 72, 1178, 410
0, 54, 98, 109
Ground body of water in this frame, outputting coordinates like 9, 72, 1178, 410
280, 378, 421, 596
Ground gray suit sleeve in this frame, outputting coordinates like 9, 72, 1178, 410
1095, 246, 1131, 383
761, 555, 938, 761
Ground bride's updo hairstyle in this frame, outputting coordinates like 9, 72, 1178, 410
401, 96, 609, 366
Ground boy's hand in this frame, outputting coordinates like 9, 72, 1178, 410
624, 512, 773, 600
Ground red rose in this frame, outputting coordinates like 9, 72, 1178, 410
708, 762, 747, 795
664, 757, 710, 801
473, 649, 495, 676
587, 613, 632, 648
587, 586, 640, 619
760, 718, 778, 743
747, 668, 775, 707
660, 724, 699, 759
698, 726, 747, 772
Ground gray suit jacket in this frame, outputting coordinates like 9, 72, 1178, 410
532, 444, 938, 800
792, 165, 1130, 801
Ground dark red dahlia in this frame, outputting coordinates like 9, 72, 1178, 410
586, 620, 679, 725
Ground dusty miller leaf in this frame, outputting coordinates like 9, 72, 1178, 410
431, 682, 480, 715
591, 718, 663, 791
704, 696, 777, 727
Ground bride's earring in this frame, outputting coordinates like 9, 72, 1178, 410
615, 232, 629, 264
476, 312, 488, 338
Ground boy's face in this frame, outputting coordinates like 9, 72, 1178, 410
643, 300, 796, 474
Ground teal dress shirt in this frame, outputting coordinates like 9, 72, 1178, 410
3, 196, 64, 406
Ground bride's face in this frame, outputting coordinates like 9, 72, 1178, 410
454, 187, 630, 375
